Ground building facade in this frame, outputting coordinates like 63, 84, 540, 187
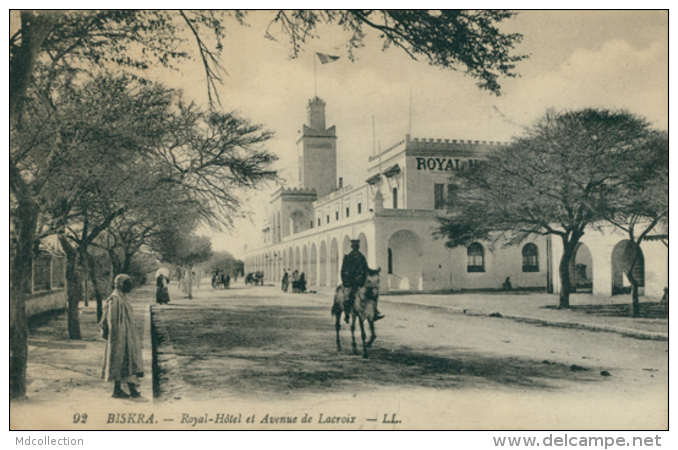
244, 97, 667, 297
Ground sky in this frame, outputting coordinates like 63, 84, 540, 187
18, 9, 665, 259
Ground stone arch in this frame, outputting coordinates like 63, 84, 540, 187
388, 229, 423, 290
310, 243, 318, 286
330, 237, 339, 287
295, 247, 301, 273
288, 246, 294, 272
569, 242, 593, 293
611, 240, 645, 295
302, 245, 309, 278
319, 240, 328, 286
358, 232, 369, 263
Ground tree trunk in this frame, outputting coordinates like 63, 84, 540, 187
122, 251, 133, 275
631, 283, 640, 317
626, 243, 641, 318
81, 248, 104, 322
107, 249, 120, 293
10, 12, 56, 124
9, 197, 39, 400
10, 11, 60, 399
59, 235, 81, 340
558, 240, 578, 309
187, 266, 193, 300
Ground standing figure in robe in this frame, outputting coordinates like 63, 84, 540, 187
99, 274, 144, 398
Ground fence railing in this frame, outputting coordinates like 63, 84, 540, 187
31, 252, 66, 294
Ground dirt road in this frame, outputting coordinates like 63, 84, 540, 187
150, 282, 667, 429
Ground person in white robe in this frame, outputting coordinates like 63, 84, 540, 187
99, 274, 144, 398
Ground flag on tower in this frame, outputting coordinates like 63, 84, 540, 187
316, 52, 340, 64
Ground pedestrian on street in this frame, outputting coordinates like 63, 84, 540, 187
292, 270, 300, 292
299, 272, 307, 293
282, 270, 289, 292
99, 274, 144, 399
156, 272, 170, 304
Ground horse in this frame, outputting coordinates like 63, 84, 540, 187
331, 268, 381, 358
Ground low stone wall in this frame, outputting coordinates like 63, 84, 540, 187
26, 289, 67, 318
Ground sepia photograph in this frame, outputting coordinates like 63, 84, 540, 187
8, 7, 669, 440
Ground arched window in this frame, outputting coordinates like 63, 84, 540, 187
467, 243, 485, 272
522, 243, 539, 272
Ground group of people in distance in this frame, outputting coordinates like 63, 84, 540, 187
281, 269, 306, 293
212, 269, 231, 289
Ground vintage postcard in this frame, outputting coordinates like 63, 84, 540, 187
9, 9, 668, 437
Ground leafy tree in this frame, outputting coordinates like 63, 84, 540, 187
149, 96, 277, 228
10, 10, 234, 123
150, 228, 213, 300
32, 73, 274, 325
10, 12, 233, 392
436, 109, 662, 309
10, 72, 275, 397
127, 251, 161, 287
11, 10, 525, 123
10, 7, 526, 400
604, 131, 668, 316
203, 251, 243, 278
266, 10, 526, 94
94, 192, 200, 288
34, 74, 174, 328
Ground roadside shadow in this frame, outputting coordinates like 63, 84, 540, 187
153, 304, 602, 401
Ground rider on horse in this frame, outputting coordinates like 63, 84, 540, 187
340, 240, 384, 324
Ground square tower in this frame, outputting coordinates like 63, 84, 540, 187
296, 97, 337, 198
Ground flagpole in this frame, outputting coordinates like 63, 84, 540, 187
409, 86, 412, 136
314, 54, 317, 98
372, 115, 376, 157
